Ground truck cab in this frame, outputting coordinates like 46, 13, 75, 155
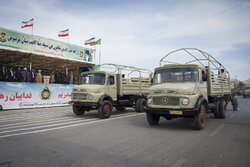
71, 71, 117, 118
71, 64, 152, 119
148, 64, 207, 111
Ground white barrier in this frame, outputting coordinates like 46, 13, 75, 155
0, 82, 75, 110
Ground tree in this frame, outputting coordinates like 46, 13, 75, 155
237, 81, 246, 89
232, 81, 246, 96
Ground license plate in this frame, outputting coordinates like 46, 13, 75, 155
170, 110, 183, 115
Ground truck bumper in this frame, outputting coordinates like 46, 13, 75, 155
70, 101, 99, 108
144, 107, 198, 117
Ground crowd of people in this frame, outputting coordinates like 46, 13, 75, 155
0, 64, 78, 84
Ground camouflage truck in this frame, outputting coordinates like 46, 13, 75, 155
71, 64, 152, 118
144, 48, 238, 130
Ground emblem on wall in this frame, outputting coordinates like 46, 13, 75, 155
0, 32, 6, 42
40, 87, 51, 100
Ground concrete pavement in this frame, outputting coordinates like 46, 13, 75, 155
0, 97, 249, 167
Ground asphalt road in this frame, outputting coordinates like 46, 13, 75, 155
0, 96, 249, 167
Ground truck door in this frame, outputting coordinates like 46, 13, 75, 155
200, 70, 208, 100
106, 75, 117, 101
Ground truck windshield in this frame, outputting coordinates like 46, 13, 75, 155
81, 73, 106, 85
154, 67, 198, 84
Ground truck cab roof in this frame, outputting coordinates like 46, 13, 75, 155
82, 71, 115, 75
155, 64, 205, 71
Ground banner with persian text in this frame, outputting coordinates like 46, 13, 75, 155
0, 27, 95, 63
0, 82, 75, 110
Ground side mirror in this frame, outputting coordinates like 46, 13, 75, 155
202, 73, 207, 82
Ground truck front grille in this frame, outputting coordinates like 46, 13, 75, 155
152, 96, 179, 106
72, 93, 87, 100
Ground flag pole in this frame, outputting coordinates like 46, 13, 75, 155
99, 44, 101, 66
93, 45, 96, 64
32, 19, 34, 35
29, 54, 32, 71
67, 29, 69, 44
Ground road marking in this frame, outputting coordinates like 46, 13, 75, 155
0, 111, 64, 119
0, 118, 97, 134
0, 118, 96, 133
0, 116, 81, 128
0, 110, 68, 118
209, 124, 225, 137
0, 113, 72, 123
0, 113, 144, 139
170, 159, 187, 167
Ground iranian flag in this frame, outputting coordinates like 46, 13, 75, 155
21, 18, 34, 28
90, 39, 101, 46
84, 37, 95, 45
58, 29, 69, 37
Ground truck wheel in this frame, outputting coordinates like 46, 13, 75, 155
212, 102, 219, 118
146, 113, 160, 125
139, 98, 147, 112
98, 100, 112, 119
194, 104, 206, 130
135, 99, 141, 112
115, 106, 126, 111
218, 100, 226, 119
73, 105, 85, 116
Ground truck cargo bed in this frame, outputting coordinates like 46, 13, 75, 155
117, 75, 151, 96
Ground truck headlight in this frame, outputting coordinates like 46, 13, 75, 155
147, 98, 152, 104
87, 95, 93, 100
181, 98, 189, 106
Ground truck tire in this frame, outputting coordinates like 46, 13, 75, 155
218, 100, 226, 119
135, 99, 141, 112
115, 106, 126, 111
146, 113, 160, 125
98, 100, 112, 119
139, 98, 147, 112
73, 105, 85, 116
194, 104, 206, 130
212, 102, 219, 118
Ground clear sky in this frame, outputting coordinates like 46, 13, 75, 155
1, 0, 250, 80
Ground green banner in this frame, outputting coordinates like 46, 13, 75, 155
0, 27, 95, 63
95, 64, 101, 71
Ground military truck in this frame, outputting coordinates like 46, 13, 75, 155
71, 64, 152, 118
144, 48, 238, 130
243, 87, 250, 98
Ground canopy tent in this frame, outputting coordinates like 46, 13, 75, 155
0, 27, 96, 110
0, 48, 92, 76
0, 27, 96, 83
